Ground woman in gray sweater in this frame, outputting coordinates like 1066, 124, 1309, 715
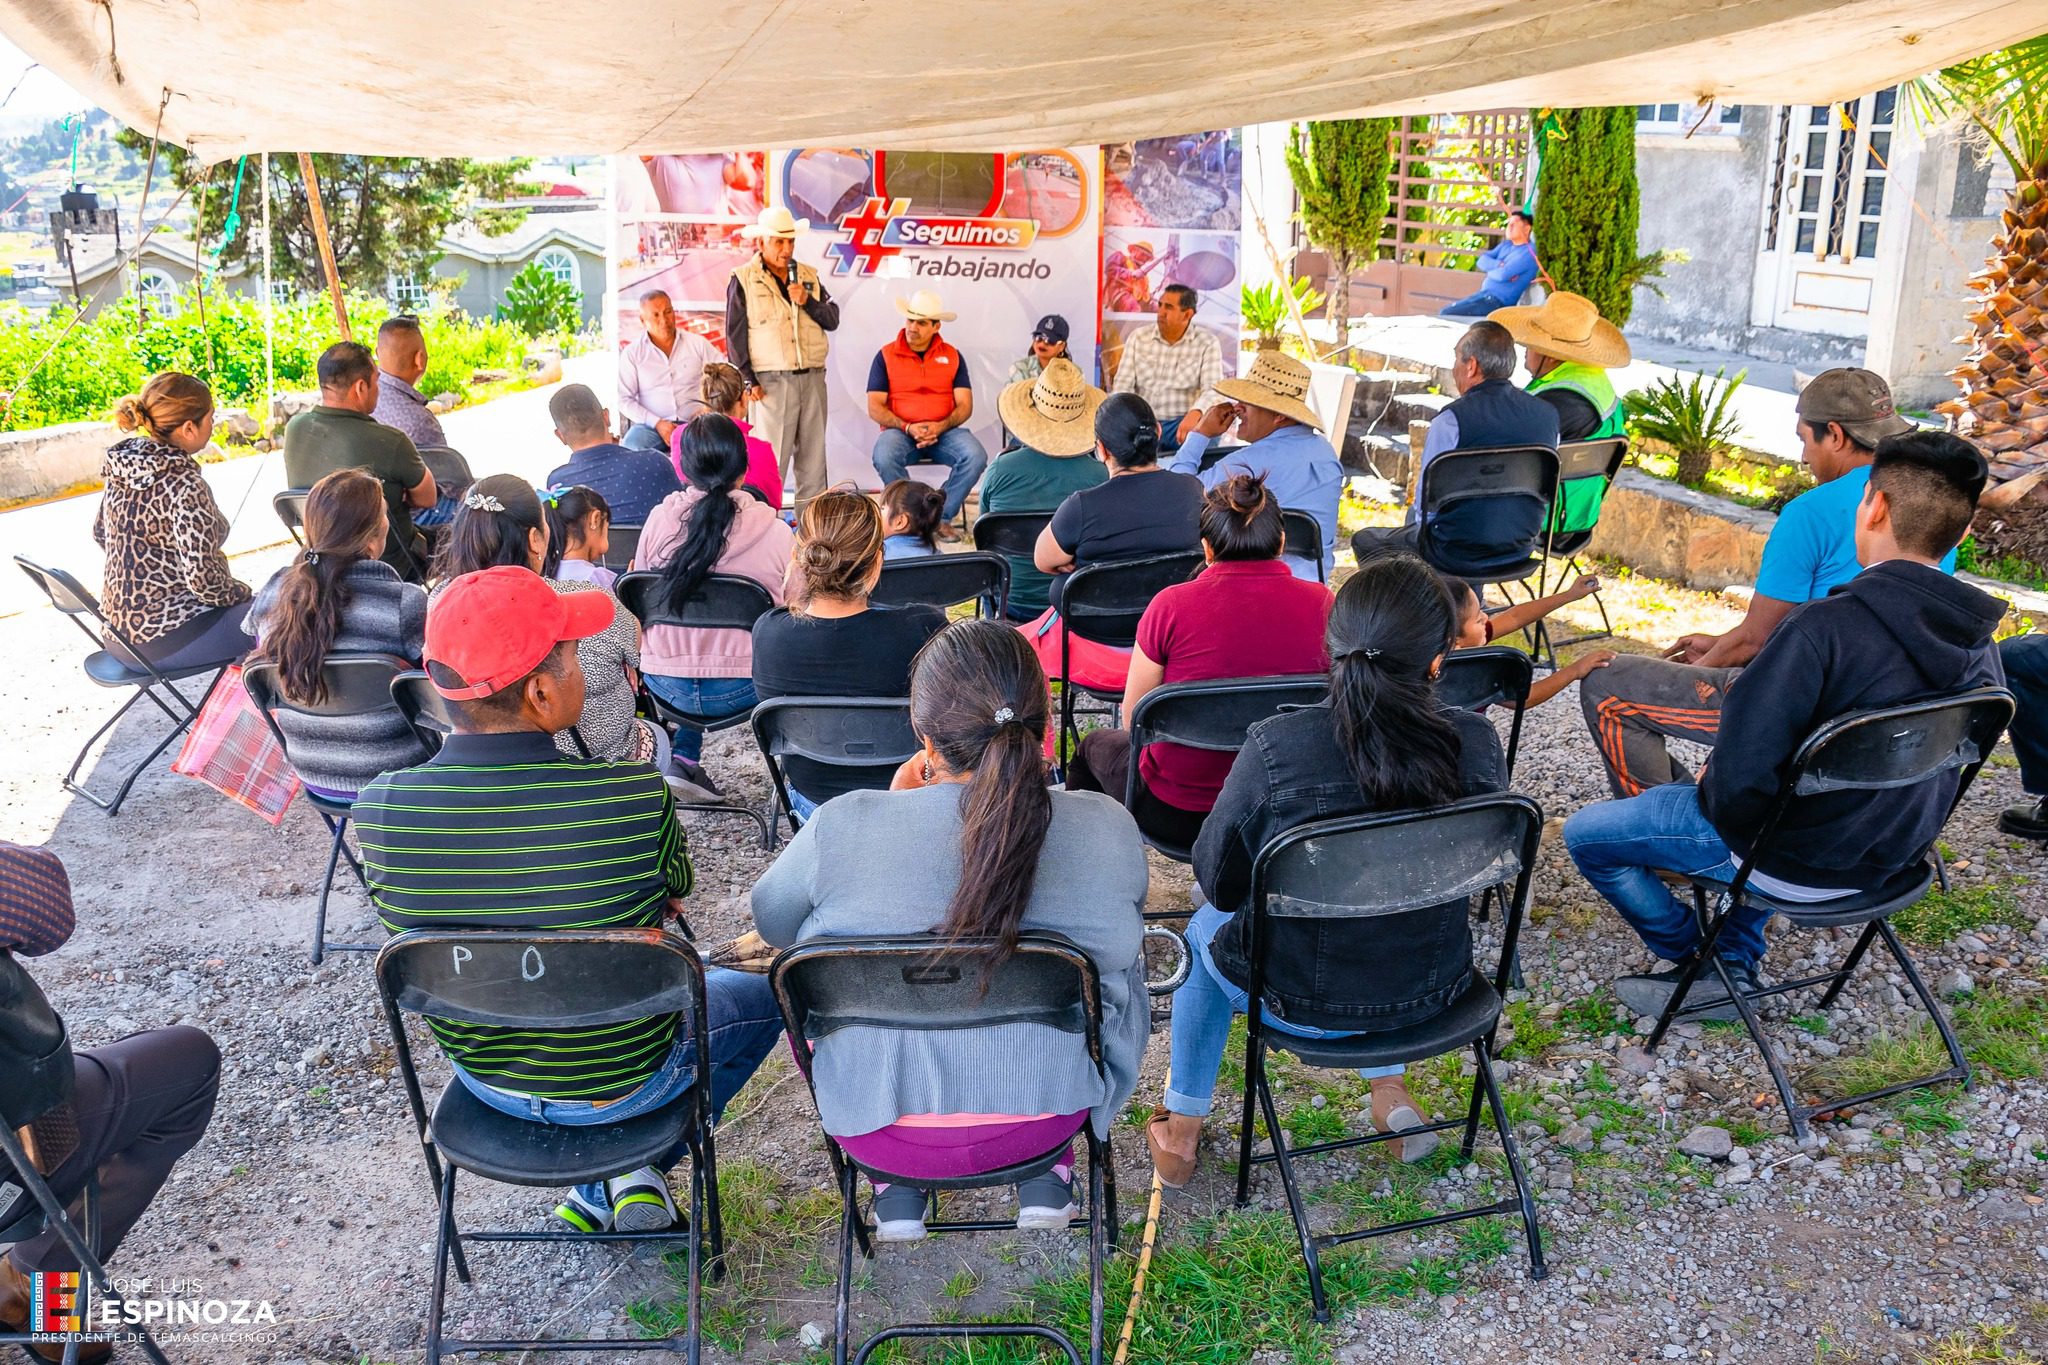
752, 621, 1148, 1242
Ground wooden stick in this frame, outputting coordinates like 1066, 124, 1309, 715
298, 152, 350, 341
1111, 1171, 1165, 1365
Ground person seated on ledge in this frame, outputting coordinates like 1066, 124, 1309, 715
1, 841, 221, 1365
1564, 432, 2003, 1020
751, 490, 948, 822
1998, 631, 2048, 843
1065, 473, 1332, 847
353, 566, 783, 1235
1442, 573, 1613, 709
1438, 209, 1538, 317
1147, 556, 1506, 1187
868, 290, 988, 542
1167, 349, 1342, 581
1578, 368, 1939, 800
752, 621, 1148, 1242
986, 357, 1110, 620
879, 479, 946, 560
545, 381, 682, 529
243, 468, 430, 799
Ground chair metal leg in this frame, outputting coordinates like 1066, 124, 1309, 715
1933, 846, 1952, 893
426, 1161, 459, 1365
1253, 1059, 1328, 1322
1233, 1038, 1264, 1208
1458, 1043, 1489, 1161
685, 1138, 704, 1365
1099, 1130, 1120, 1256
833, 1159, 858, 1365
1646, 893, 1735, 1052
1713, 952, 1807, 1139
1815, 921, 1882, 1010
308, 812, 377, 963
698, 1124, 726, 1284
1879, 919, 1974, 1092
1087, 1133, 1107, 1365
1476, 1039, 1547, 1281
64, 674, 215, 816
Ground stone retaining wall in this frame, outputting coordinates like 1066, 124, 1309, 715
0, 421, 119, 504
1586, 468, 1776, 589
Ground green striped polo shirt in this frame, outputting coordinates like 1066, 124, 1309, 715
352, 729, 694, 1102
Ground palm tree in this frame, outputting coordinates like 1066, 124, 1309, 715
1913, 38, 2048, 512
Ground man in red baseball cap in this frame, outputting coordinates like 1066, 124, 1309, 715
353, 566, 783, 1235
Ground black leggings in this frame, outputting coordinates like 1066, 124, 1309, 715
110, 601, 253, 674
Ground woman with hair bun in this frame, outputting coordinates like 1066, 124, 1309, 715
1064, 472, 1331, 845
96, 372, 254, 669
751, 489, 946, 820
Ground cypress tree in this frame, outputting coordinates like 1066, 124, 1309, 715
1532, 107, 1642, 324
1286, 118, 1397, 341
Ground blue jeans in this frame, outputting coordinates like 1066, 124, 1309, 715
454, 968, 783, 1208
644, 675, 758, 762
1438, 292, 1512, 318
1563, 782, 1769, 967
2001, 634, 2048, 795
786, 786, 820, 823
622, 422, 667, 452
1163, 905, 1402, 1118
871, 426, 989, 521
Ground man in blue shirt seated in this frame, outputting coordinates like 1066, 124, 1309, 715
545, 382, 684, 527
1440, 210, 1539, 317
1166, 350, 1342, 580
1579, 368, 1950, 798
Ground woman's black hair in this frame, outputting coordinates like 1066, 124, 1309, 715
879, 479, 945, 553
656, 413, 752, 614
430, 474, 545, 583
1326, 555, 1463, 810
540, 485, 612, 577
257, 468, 386, 705
1199, 472, 1284, 561
1094, 391, 1160, 469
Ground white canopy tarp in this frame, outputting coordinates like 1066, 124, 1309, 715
4, 0, 2044, 160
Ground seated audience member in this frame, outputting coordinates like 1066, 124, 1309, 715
999, 313, 1073, 448
618, 289, 721, 451
1350, 321, 1558, 566
352, 568, 782, 1234
1565, 433, 2003, 1019
97, 372, 254, 671
698, 361, 784, 513
1579, 368, 1938, 798
433, 475, 660, 767
639, 414, 797, 799
1066, 474, 1332, 847
1025, 393, 1204, 691
1110, 284, 1224, 455
1148, 557, 1506, 1186
1443, 574, 1613, 708
244, 469, 430, 797
1439, 209, 1538, 317
284, 341, 437, 582
987, 358, 1109, 619
0, 841, 220, 1365
371, 314, 471, 530
545, 381, 682, 527
879, 479, 945, 559
1491, 291, 1630, 441
1999, 633, 2048, 842
868, 290, 988, 540
752, 490, 948, 821
542, 485, 618, 589
1168, 350, 1342, 581
752, 621, 1147, 1241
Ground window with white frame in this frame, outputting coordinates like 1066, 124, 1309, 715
1637, 101, 1744, 136
533, 246, 580, 294
268, 278, 297, 307
387, 272, 430, 308
136, 267, 177, 315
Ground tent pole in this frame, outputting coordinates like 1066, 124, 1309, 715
298, 151, 350, 340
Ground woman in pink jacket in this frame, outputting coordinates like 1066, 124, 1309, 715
680, 362, 785, 515
640, 413, 796, 800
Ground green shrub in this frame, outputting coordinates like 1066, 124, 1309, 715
497, 260, 582, 340
1240, 279, 1327, 349
1624, 367, 1746, 486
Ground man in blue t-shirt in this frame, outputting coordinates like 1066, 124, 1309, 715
1440, 210, 1539, 317
1580, 369, 1937, 798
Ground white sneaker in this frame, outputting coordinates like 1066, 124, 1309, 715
606, 1165, 680, 1232
871, 1184, 930, 1242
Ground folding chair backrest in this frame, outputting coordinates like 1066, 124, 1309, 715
0, 950, 74, 1133
1128, 675, 1326, 755
1549, 438, 1628, 545
603, 524, 644, 572
273, 489, 311, 544
616, 570, 775, 632
971, 511, 1053, 559
1437, 647, 1534, 712
390, 669, 456, 753
752, 696, 918, 773
1787, 690, 2015, 799
870, 551, 1010, 618
1416, 445, 1560, 578
243, 653, 414, 721
1280, 510, 1326, 581
14, 555, 104, 621
1060, 551, 1205, 649
376, 928, 705, 1031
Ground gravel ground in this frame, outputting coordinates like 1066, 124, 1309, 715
3, 552, 2045, 1364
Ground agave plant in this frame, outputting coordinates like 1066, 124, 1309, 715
1623, 367, 1747, 487
1239, 279, 1328, 351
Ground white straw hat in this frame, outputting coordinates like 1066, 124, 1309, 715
997, 359, 1105, 457
894, 289, 957, 323
1213, 350, 1324, 431
739, 205, 809, 239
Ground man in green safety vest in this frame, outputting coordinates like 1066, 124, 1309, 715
1492, 291, 1632, 442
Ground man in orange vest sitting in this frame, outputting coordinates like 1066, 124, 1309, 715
867, 289, 989, 541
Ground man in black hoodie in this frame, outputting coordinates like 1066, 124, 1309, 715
1565, 432, 2004, 1019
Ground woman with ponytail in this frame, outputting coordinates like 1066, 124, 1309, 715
638, 413, 795, 799
244, 469, 428, 797
752, 621, 1148, 1243
1147, 555, 1507, 1187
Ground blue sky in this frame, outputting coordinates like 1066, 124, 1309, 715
0, 32, 91, 120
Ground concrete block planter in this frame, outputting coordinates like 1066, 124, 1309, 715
1586, 468, 1776, 590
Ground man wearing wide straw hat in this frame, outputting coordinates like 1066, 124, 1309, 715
1167, 349, 1342, 581
867, 289, 989, 540
725, 205, 840, 511
1491, 290, 1632, 442
985, 357, 1108, 619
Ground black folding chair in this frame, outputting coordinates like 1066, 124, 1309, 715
14, 555, 232, 817
1124, 675, 1326, 863
0, 954, 176, 1365
243, 654, 426, 964
771, 934, 1118, 1365
391, 669, 456, 757
1280, 510, 1327, 584
1414, 445, 1559, 637
602, 524, 644, 572
972, 511, 1054, 621
1643, 689, 2016, 1138
1533, 437, 1628, 657
870, 551, 1011, 621
750, 696, 919, 846
1437, 646, 1535, 780
1234, 794, 1549, 1320
375, 929, 721, 1364
616, 571, 776, 846
1055, 551, 1205, 757
272, 488, 311, 546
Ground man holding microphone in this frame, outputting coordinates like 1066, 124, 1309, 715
725, 206, 840, 512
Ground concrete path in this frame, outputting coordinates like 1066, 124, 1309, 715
0, 351, 611, 620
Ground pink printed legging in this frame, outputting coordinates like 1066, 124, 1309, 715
837, 1112, 1088, 1189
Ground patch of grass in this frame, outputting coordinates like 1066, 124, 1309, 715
1895, 1089, 1967, 1136
941, 1267, 980, 1300
1499, 998, 1563, 1061
1706, 1117, 1771, 1148
1804, 985, 2048, 1120
1558, 992, 1635, 1038
1956, 536, 2048, 592
1920, 1324, 2043, 1364
1284, 1102, 1349, 1145
1790, 1013, 1831, 1036
1893, 882, 2029, 946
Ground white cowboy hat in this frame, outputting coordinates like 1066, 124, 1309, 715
1490, 291, 1632, 370
1213, 350, 1324, 431
894, 289, 957, 323
997, 358, 1105, 457
739, 205, 810, 239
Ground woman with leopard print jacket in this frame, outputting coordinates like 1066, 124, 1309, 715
94, 373, 253, 671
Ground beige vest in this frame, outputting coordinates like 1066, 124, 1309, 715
736, 255, 830, 372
